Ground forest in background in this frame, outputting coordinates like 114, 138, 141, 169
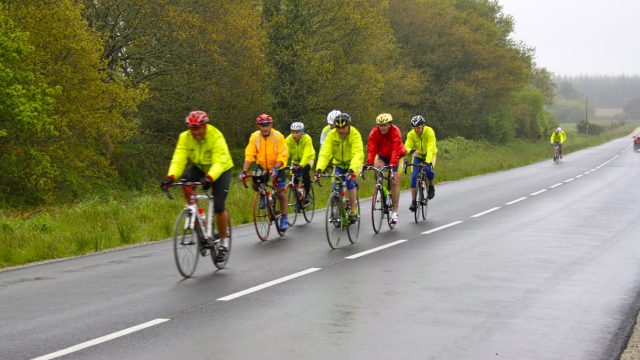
1, 0, 563, 206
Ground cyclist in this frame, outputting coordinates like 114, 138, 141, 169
550, 127, 567, 159
285, 121, 316, 207
314, 113, 364, 224
239, 114, 290, 232
161, 110, 233, 261
366, 113, 406, 223
320, 109, 341, 146
405, 115, 437, 212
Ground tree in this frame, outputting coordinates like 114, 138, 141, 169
623, 98, 640, 118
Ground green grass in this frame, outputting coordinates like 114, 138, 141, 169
1, 121, 638, 268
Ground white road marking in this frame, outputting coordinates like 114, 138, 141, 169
217, 268, 321, 301
345, 240, 408, 259
471, 207, 501, 218
32, 318, 170, 360
421, 221, 464, 235
530, 189, 547, 196
549, 183, 563, 189
506, 197, 527, 205
564, 178, 574, 183
576, 174, 583, 178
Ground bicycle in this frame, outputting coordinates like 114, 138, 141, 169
283, 164, 315, 226
242, 168, 287, 241
163, 181, 232, 278
363, 165, 396, 233
404, 162, 430, 223
316, 171, 360, 249
552, 142, 561, 163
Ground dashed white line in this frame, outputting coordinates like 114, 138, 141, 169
576, 174, 583, 178
531, 189, 547, 196
549, 183, 563, 189
217, 268, 321, 301
345, 240, 408, 259
421, 221, 464, 235
32, 318, 170, 360
564, 178, 575, 183
471, 207, 501, 218
506, 197, 527, 205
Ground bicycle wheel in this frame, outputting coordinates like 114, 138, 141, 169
416, 182, 427, 222
325, 194, 342, 249
253, 192, 271, 241
302, 185, 315, 223
386, 193, 396, 230
371, 187, 384, 234
173, 209, 200, 278
212, 213, 232, 269
286, 184, 298, 226
347, 196, 360, 244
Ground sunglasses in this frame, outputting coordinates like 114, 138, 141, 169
378, 124, 391, 127
258, 122, 272, 127
188, 124, 205, 130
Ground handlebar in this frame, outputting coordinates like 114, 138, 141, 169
363, 165, 396, 182
403, 162, 431, 175
162, 180, 203, 200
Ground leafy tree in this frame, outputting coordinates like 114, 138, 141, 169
622, 98, 640, 118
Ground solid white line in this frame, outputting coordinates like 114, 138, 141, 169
549, 183, 563, 189
506, 197, 527, 205
471, 207, 500, 218
32, 318, 169, 360
576, 174, 583, 178
564, 178, 575, 183
345, 240, 408, 259
530, 189, 547, 196
217, 268, 321, 301
583, 171, 591, 175
421, 221, 463, 235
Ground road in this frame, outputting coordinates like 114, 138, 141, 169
2, 137, 640, 360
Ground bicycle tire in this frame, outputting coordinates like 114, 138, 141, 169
212, 213, 232, 269
417, 181, 427, 222
371, 187, 384, 234
173, 208, 199, 278
302, 185, 315, 223
253, 192, 271, 241
347, 196, 360, 244
325, 194, 342, 249
286, 184, 298, 227
386, 192, 396, 230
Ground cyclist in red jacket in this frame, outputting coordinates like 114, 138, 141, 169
366, 113, 406, 224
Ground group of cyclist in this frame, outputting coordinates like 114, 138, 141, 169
160, 109, 440, 249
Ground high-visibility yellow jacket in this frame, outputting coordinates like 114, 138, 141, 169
550, 131, 566, 144
404, 126, 437, 164
320, 124, 332, 146
244, 129, 288, 169
316, 126, 364, 175
285, 133, 316, 167
168, 124, 234, 181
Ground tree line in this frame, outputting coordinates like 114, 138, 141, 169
0, 0, 556, 206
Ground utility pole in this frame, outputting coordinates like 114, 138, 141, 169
585, 97, 589, 135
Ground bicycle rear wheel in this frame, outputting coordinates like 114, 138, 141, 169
286, 184, 298, 226
325, 195, 342, 249
347, 197, 360, 244
371, 187, 384, 234
302, 185, 315, 223
253, 192, 271, 241
212, 213, 232, 269
173, 209, 200, 278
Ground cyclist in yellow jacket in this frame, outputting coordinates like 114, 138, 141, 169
239, 114, 290, 231
320, 109, 341, 146
314, 113, 364, 223
286, 122, 316, 205
161, 110, 233, 260
550, 127, 567, 159
405, 115, 437, 211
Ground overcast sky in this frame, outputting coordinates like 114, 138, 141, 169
498, 0, 640, 76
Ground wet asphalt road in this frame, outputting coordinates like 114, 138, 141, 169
2, 137, 640, 360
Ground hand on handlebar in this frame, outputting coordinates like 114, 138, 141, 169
160, 176, 174, 191
238, 170, 247, 181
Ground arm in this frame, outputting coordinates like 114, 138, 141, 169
205, 128, 234, 181
316, 132, 333, 172
276, 132, 288, 168
300, 135, 316, 167
167, 132, 189, 178
424, 127, 437, 164
390, 126, 404, 167
349, 128, 365, 176
366, 128, 378, 165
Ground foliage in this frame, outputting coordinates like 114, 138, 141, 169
549, 97, 595, 123
557, 75, 640, 108
623, 98, 640, 118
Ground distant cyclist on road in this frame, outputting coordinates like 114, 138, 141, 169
366, 113, 406, 224
161, 110, 233, 260
550, 127, 567, 159
314, 113, 364, 224
320, 109, 341, 147
286, 121, 316, 205
239, 114, 290, 232
405, 115, 437, 212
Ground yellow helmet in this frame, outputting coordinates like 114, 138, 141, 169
376, 113, 393, 125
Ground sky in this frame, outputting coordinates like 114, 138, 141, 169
497, 0, 640, 76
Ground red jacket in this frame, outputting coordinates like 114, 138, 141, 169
366, 124, 406, 167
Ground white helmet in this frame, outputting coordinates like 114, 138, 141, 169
290, 122, 305, 131
555, 127, 561, 133
327, 110, 341, 125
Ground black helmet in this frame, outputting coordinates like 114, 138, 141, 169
333, 113, 352, 128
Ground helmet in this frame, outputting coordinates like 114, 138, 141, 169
410, 115, 425, 127
554, 127, 561, 133
290, 122, 305, 131
256, 113, 273, 126
185, 110, 209, 127
557, 127, 562, 132
333, 113, 351, 128
327, 110, 341, 125
375, 113, 393, 125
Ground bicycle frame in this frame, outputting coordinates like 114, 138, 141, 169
404, 162, 430, 222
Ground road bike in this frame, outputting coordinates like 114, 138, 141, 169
317, 171, 360, 249
404, 162, 430, 223
242, 168, 287, 241
163, 181, 232, 278
283, 164, 315, 226
363, 164, 396, 233
552, 142, 561, 163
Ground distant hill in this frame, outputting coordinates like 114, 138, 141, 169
555, 75, 640, 108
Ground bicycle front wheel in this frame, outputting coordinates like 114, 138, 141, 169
253, 193, 271, 241
347, 197, 360, 244
416, 182, 427, 222
371, 187, 384, 234
212, 213, 232, 269
286, 184, 298, 227
325, 195, 342, 249
302, 185, 315, 223
173, 209, 200, 278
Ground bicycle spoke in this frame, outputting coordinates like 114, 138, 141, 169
253, 192, 271, 241
371, 187, 384, 233
173, 209, 199, 278
325, 195, 342, 249
302, 185, 315, 223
